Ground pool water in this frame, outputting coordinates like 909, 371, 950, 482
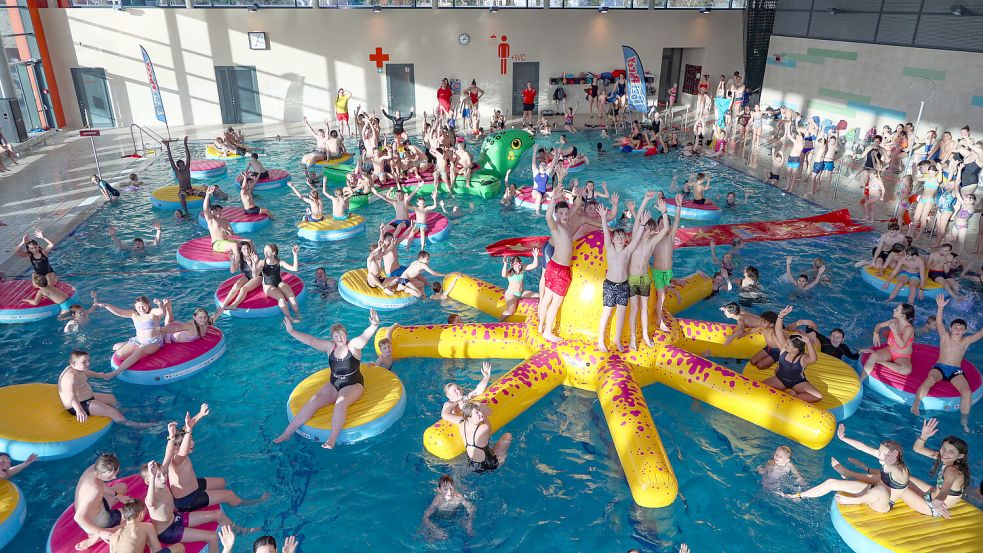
3, 130, 981, 553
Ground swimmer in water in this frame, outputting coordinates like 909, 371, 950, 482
21, 271, 70, 307
785, 256, 825, 292
421, 475, 476, 540
442, 361, 493, 413
109, 222, 162, 252
0, 452, 37, 481
16, 229, 58, 285
758, 446, 806, 489
375, 324, 397, 370
500, 249, 540, 320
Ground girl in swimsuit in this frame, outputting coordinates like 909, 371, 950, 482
761, 305, 822, 402
16, 230, 58, 286
465, 80, 483, 128
563, 105, 577, 133
500, 249, 540, 321
860, 169, 884, 223
159, 301, 220, 343
910, 160, 942, 236
946, 189, 977, 252
220, 242, 263, 310
785, 424, 909, 513
275, 309, 380, 449
21, 272, 70, 307
860, 302, 915, 379
96, 295, 165, 374
530, 149, 558, 215
901, 418, 969, 518
441, 401, 513, 474
261, 244, 301, 322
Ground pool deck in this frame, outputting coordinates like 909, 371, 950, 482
0, 117, 979, 279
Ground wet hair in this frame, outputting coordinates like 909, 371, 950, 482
775, 445, 792, 457
788, 335, 807, 356
120, 498, 146, 521
797, 274, 809, 281
888, 222, 900, 231
134, 296, 151, 308
611, 228, 627, 241
329, 323, 347, 337
212, 204, 224, 212
251, 152, 259, 160
930, 436, 970, 487
0, 453, 9, 462
880, 440, 906, 468
69, 304, 83, 312
70, 350, 89, 363
905, 246, 918, 256
830, 328, 845, 337
417, 250, 431, 261
760, 311, 778, 324
24, 239, 39, 251
745, 266, 760, 280
378, 338, 391, 348
265, 244, 280, 260
940, 243, 952, 251
461, 402, 482, 419
94, 453, 120, 475
722, 302, 741, 315
439, 474, 454, 487
432, 282, 443, 293
643, 219, 659, 231
950, 318, 968, 328
330, 130, 339, 138
554, 201, 570, 210
253, 536, 278, 552
31, 272, 49, 288
890, 243, 905, 253
899, 303, 916, 323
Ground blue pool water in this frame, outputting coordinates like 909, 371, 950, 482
3, 130, 981, 553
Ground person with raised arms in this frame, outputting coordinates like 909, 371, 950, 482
539, 191, 575, 343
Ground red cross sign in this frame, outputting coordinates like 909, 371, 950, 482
369, 47, 390, 73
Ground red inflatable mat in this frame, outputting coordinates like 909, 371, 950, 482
111, 326, 223, 372
216, 272, 304, 308
206, 207, 267, 223
485, 210, 872, 257
863, 344, 981, 397
673, 209, 872, 248
47, 474, 218, 553
235, 168, 290, 185
0, 280, 75, 309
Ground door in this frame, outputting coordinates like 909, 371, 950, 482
215, 66, 263, 124
511, 62, 539, 116
385, 64, 415, 115
70, 67, 115, 128
658, 48, 683, 106
11, 64, 41, 131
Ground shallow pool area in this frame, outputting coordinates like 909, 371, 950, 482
3, 129, 981, 553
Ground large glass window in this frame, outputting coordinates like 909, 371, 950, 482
72, 0, 743, 7
1, 4, 57, 135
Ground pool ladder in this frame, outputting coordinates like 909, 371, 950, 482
126, 124, 166, 158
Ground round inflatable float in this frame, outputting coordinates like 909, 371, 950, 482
297, 214, 366, 242
197, 207, 270, 233
46, 474, 219, 553
0, 383, 112, 461
859, 266, 944, 299
831, 498, 983, 553
563, 157, 588, 173
514, 186, 553, 211
742, 353, 863, 421
112, 326, 225, 385
862, 344, 982, 411
393, 212, 450, 245
189, 159, 227, 180
0, 280, 75, 324
0, 480, 25, 551
215, 273, 306, 318
285, 364, 406, 444
150, 186, 205, 211
338, 269, 419, 311
485, 236, 551, 258
314, 152, 354, 167
235, 168, 290, 191
663, 197, 723, 222
204, 144, 242, 160
176, 236, 243, 271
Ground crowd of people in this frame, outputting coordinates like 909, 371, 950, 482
4, 67, 981, 553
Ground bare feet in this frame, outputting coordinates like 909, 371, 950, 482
75, 535, 100, 551
598, 341, 608, 353
321, 436, 337, 449
273, 431, 293, 444
543, 331, 562, 343
643, 336, 655, 348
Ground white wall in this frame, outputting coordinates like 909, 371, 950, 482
761, 35, 983, 137
39, 8, 744, 128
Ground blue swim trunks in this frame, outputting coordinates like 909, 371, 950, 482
389, 265, 406, 278
824, 160, 834, 171
932, 363, 965, 381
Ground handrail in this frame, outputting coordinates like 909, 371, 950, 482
127, 124, 166, 158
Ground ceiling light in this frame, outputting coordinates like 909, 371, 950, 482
489, 5, 498, 12
372, 3, 382, 12
598, 5, 608, 13
247, 2, 258, 10
700, 7, 710, 14
950, 5, 967, 15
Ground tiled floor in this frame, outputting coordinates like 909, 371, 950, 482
1, 115, 979, 278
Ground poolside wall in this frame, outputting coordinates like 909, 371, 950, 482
38, 8, 744, 129
761, 35, 983, 138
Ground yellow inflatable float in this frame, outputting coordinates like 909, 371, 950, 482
338, 269, 419, 311
204, 144, 242, 160
285, 364, 405, 444
743, 353, 862, 421
314, 153, 353, 166
297, 214, 366, 242
831, 498, 983, 552
149, 186, 206, 211
0, 383, 113, 461
0, 479, 25, 550
381, 231, 835, 508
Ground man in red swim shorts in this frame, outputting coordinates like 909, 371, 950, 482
538, 195, 574, 342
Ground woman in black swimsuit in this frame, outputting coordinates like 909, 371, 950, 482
441, 401, 513, 473
274, 309, 380, 449
16, 230, 58, 285
261, 243, 301, 321
760, 305, 822, 403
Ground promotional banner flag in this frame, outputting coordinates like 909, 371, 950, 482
140, 45, 167, 124
622, 45, 648, 113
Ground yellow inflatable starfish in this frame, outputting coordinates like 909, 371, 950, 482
379, 230, 836, 507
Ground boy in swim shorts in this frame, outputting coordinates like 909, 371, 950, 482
597, 203, 646, 353
911, 295, 983, 431
108, 498, 176, 553
58, 350, 144, 426
650, 194, 684, 332
539, 196, 575, 342
626, 192, 670, 349
72, 453, 128, 551
143, 455, 230, 552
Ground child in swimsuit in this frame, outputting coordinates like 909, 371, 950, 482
500, 249, 540, 320
860, 303, 915, 379
902, 419, 968, 517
